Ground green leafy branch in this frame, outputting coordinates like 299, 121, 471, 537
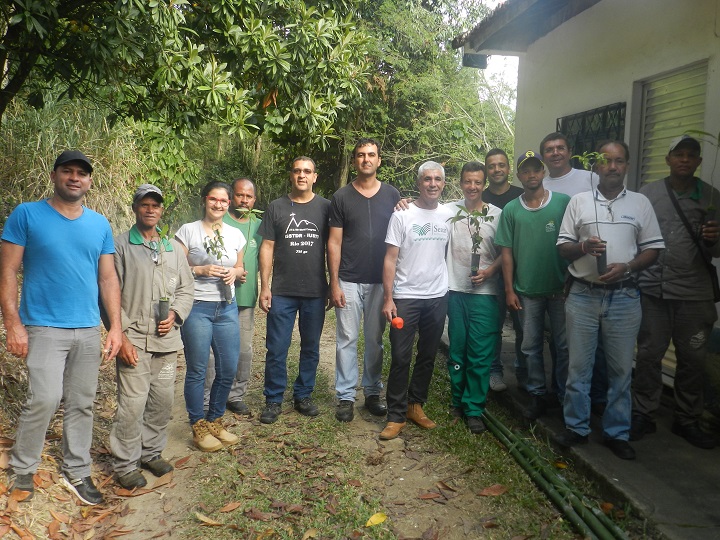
447, 204, 494, 256
203, 224, 228, 265
234, 208, 264, 221
572, 151, 607, 171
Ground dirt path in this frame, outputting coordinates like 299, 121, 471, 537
109, 314, 535, 539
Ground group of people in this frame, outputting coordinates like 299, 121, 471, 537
1, 131, 718, 505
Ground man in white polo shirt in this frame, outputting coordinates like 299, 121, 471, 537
555, 140, 664, 460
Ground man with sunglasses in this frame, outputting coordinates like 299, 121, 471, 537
109, 184, 194, 489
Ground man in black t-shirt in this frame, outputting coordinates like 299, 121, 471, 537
328, 138, 401, 422
258, 157, 331, 424
483, 148, 526, 393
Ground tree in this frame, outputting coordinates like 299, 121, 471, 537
0, 0, 369, 147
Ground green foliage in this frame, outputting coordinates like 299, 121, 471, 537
447, 204, 495, 257
0, 0, 369, 148
572, 151, 607, 171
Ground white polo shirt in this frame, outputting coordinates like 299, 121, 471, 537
557, 187, 664, 282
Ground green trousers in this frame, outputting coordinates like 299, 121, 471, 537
447, 291, 499, 417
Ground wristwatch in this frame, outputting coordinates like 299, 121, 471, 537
191, 266, 197, 278
623, 263, 632, 280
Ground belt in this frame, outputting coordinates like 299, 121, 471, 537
574, 278, 636, 290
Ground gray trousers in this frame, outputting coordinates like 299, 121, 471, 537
10, 326, 101, 478
110, 348, 177, 475
204, 306, 254, 406
633, 294, 717, 424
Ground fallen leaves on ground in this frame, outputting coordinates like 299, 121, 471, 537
478, 484, 508, 497
195, 512, 222, 526
365, 512, 387, 527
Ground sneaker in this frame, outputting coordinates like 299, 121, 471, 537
364, 395, 387, 416
192, 419, 223, 452
260, 402, 282, 424
207, 418, 239, 445
294, 397, 319, 417
227, 400, 251, 416
629, 414, 656, 441
466, 416, 486, 434
8, 471, 34, 502
523, 395, 547, 421
141, 456, 174, 477
60, 473, 104, 505
336, 400, 354, 422
554, 428, 589, 448
671, 421, 717, 449
117, 469, 147, 490
489, 374, 507, 392
603, 438, 636, 460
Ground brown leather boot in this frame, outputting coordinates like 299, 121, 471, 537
379, 422, 406, 440
192, 419, 223, 452
407, 403, 437, 429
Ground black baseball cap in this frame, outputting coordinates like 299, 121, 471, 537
53, 150, 93, 173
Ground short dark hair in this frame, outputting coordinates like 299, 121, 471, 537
231, 177, 256, 194
485, 148, 509, 162
291, 156, 316, 172
352, 138, 381, 157
596, 140, 630, 161
539, 132, 571, 155
200, 180, 232, 200
460, 161, 486, 180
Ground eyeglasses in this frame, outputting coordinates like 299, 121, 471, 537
291, 168, 315, 175
149, 240, 159, 264
207, 197, 230, 207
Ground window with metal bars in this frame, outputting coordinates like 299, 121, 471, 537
556, 102, 626, 169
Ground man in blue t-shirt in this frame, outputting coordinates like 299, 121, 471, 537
0, 150, 122, 505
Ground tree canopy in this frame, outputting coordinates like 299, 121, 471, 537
0, 0, 369, 146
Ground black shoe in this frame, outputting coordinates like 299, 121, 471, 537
227, 400, 251, 416
260, 402, 282, 424
336, 400, 354, 422
466, 416, 486, 434
294, 397, 319, 417
8, 471, 34, 502
117, 469, 148, 490
671, 421, 717, 449
141, 455, 174, 477
554, 428, 589, 448
629, 414, 656, 441
604, 438, 636, 460
523, 395, 547, 420
60, 473, 104, 505
450, 406, 464, 419
365, 395, 387, 416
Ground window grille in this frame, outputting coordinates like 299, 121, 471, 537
557, 103, 626, 169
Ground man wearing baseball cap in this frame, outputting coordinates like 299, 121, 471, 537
631, 135, 720, 449
495, 151, 571, 422
108, 184, 194, 489
1, 150, 122, 504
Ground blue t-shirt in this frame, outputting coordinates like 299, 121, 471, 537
1, 200, 115, 327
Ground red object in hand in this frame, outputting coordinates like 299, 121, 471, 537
391, 317, 404, 329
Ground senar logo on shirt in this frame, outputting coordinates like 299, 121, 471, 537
545, 220, 556, 233
412, 222, 448, 239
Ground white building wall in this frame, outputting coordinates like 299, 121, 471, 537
513, 0, 720, 186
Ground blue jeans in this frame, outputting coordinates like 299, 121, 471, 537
182, 300, 240, 424
264, 295, 326, 403
564, 282, 641, 440
492, 276, 527, 380
518, 295, 568, 399
335, 280, 386, 401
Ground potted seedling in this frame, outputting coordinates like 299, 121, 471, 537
156, 224, 171, 323
203, 224, 233, 303
573, 150, 608, 274
447, 204, 495, 283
